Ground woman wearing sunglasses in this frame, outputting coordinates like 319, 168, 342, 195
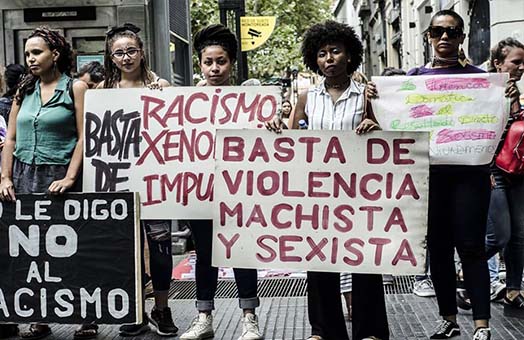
368, 9, 497, 340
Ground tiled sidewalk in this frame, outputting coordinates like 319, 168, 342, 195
6, 295, 524, 339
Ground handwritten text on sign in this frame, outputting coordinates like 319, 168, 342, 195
371, 73, 509, 165
212, 130, 429, 274
83, 87, 279, 219
0, 193, 141, 324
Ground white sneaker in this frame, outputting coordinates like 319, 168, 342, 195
238, 313, 263, 340
473, 327, 491, 340
180, 313, 214, 340
413, 278, 436, 297
490, 280, 506, 301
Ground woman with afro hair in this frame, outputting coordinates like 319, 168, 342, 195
180, 24, 263, 340
267, 20, 389, 340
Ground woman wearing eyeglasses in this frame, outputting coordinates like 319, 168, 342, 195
368, 9, 495, 340
97, 24, 177, 338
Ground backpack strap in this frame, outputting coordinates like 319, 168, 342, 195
68, 77, 76, 109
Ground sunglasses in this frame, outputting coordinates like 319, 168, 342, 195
428, 26, 463, 39
111, 48, 140, 59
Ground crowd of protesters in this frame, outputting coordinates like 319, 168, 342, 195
1, 7, 523, 340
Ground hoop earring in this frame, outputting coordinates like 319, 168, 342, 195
458, 45, 468, 67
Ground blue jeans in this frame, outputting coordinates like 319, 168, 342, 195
487, 256, 499, 283
485, 167, 524, 290
189, 220, 259, 311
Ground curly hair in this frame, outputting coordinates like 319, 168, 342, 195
489, 37, 524, 72
301, 20, 363, 76
194, 24, 238, 63
3, 64, 25, 98
103, 23, 154, 88
15, 26, 73, 104
78, 61, 104, 84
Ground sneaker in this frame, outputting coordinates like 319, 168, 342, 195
180, 313, 214, 340
472, 327, 491, 340
149, 307, 178, 336
119, 313, 150, 336
499, 260, 506, 280
490, 281, 506, 301
430, 320, 460, 339
238, 313, 263, 340
456, 289, 472, 310
503, 294, 524, 318
413, 278, 436, 297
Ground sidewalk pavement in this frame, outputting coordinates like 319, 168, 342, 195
6, 294, 524, 339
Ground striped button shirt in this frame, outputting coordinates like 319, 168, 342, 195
305, 78, 366, 131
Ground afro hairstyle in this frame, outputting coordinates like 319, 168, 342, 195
193, 24, 238, 63
301, 20, 363, 76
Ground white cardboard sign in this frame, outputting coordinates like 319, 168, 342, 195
372, 73, 509, 165
212, 129, 429, 274
83, 86, 280, 219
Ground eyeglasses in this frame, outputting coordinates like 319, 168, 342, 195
428, 26, 463, 39
111, 48, 140, 59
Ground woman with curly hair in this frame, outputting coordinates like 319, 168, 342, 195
267, 20, 389, 340
0, 26, 88, 340
178, 24, 263, 340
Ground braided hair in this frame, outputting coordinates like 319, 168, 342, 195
15, 26, 73, 104
103, 23, 154, 88
193, 24, 238, 63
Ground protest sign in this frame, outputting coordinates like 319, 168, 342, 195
83, 86, 280, 219
212, 130, 429, 274
371, 73, 509, 165
0, 192, 141, 324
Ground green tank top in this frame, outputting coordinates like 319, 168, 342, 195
14, 73, 77, 165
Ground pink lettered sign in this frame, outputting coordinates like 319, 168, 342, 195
212, 129, 429, 274
83, 86, 280, 219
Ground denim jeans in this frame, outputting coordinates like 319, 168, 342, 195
487, 256, 499, 283
142, 220, 173, 291
189, 220, 259, 311
485, 167, 524, 290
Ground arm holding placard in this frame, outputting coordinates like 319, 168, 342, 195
355, 89, 380, 135
48, 80, 88, 194
265, 90, 308, 133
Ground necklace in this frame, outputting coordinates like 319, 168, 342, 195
431, 55, 459, 68
325, 77, 350, 89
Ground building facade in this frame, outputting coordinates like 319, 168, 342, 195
0, 0, 193, 85
334, 0, 524, 76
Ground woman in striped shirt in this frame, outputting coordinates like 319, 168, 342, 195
267, 20, 387, 340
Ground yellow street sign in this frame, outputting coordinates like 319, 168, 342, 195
240, 16, 276, 51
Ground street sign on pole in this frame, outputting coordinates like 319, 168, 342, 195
240, 16, 276, 51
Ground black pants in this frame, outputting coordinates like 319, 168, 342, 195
307, 272, 389, 340
142, 220, 172, 291
189, 219, 259, 311
427, 166, 491, 320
